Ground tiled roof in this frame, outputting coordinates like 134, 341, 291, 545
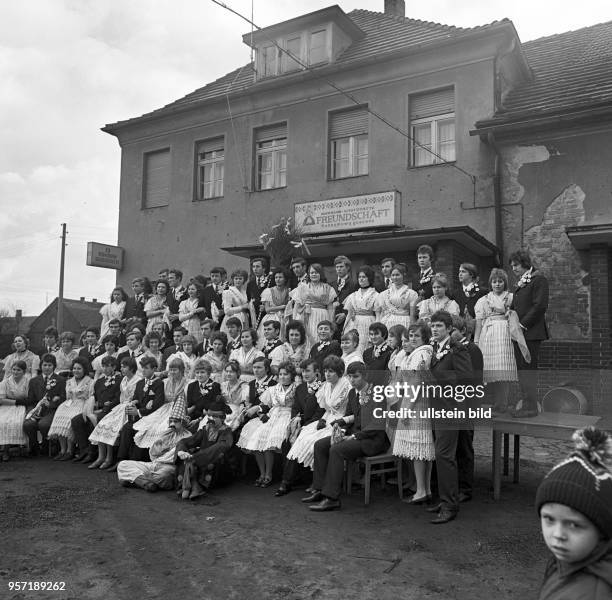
104, 9, 509, 130
63, 298, 104, 329
477, 20, 612, 127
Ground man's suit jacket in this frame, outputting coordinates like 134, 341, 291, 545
455, 287, 487, 320
292, 382, 324, 426
430, 342, 473, 412
167, 286, 189, 330
132, 377, 165, 418
78, 345, 103, 367
202, 284, 224, 325
510, 272, 549, 341
309, 341, 342, 373
186, 379, 222, 420
247, 274, 273, 325
363, 344, 393, 387
331, 277, 358, 320
124, 294, 149, 325
93, 375, 122, 415
342, 386, 388, 456
25, 373, 66, 412
117, 347, 145, 366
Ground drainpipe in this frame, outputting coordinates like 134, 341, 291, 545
487, 131, 504, 266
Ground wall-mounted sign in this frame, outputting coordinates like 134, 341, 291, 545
86, 242, 124, 270
294, 191, 400, 235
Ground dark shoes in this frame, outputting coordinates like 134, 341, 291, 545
309, 498, 341, 512
301, 491, 323, 503
430, 510, 457, 524
402, 494, 433, 506
274, 483, 291, 497
458, 492, 472, 503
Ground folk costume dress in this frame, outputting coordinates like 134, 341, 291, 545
343, 287, 379, 353
286, 377, 351, 469
179, 297, 203, 343
144, 295, 168, 334
166, 351, 199, 381
221, 379, 250, 431
417, 295, 460, 324
229, 346, 264, 383
280, 342, 309, 372
203, 350, 227, 384
376, 284, 418, 329
237, 382, 296, 452
391, 344, 436, 461
290, 282, 337, 347
257, 286, 289, 343
48, 376, 94, 442
133, 376, 187, 449
89, 373, 142, 446
2, 350, 40, 379
221, 285, 250, 333
53, 349, 80, 377
341, 350, 363, 374
0, 374, 30, 445
99, 300, 126, 339
474, 292, 520, 383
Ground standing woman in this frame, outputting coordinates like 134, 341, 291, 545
100, 287, 128, 339
281, 320, 309, 375
257, 269, 289, 344
474, 268, 524, 413
0, 360, 30, 461
221, 269, 250, 334
47, 357, 94, 460
206, 332, 228, 384
375, 264, 418, 329
53, 332, 79, 378
342, 266, 379, 354
144, 279, 170, 334
229, 329, 264, 382
417, 273, 460, 324
290, 263, 337, 347
220, 360, 250, 431
2, 335, 40, 380
179, 282, 206, 343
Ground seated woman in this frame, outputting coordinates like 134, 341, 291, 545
340, 329, 363, 374
280, 320, 309, 375
132, 358, 188, 452
54, 332, 79, 379
416, 273, 460, 323
229, 328, 264, 383
185, 359, 221, 432
238, 361, 297, 487
175, 396, 236, 500
88, 356, 141, 469
220, 361, 250, 432
0, 360, 31, 461
167, 335, 199, 380
286, 355, 350, 469
23, 354, 66, 456
139, 332, 165, 378
2, 335, 40, 380
47, 357, 94, 460
91, 335, 120, 380
386, 324, 408, 373
245, 356, 277, 417
206, 332, 228, 384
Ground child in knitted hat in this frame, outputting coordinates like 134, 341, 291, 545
535, 427, 612, 599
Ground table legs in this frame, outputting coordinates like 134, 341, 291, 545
513, 435, 520, 484
492, 430, 502, 500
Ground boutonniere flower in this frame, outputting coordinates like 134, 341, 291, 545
307, 380, 323, 394
420, 268, 433, 285
359, 384, 373, 405
516, 268, 533, 289
104, 375, 117, 387
337, 278, 346, 293
316, 341, 330, 351
463, 282, 480, 297
143, 377, 156, 393
373, 342, 389, 358
45, 377, 56, 391
255, 378, 273, 394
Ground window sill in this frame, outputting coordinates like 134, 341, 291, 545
193, 195, 223, 202
254, 186, 287, 192
407, 161, 456, 171
327, 173, 369, 182
141, 204, 169, 210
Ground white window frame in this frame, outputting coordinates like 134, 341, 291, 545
330, 134, 368, 179
308, 28, 328, 65
196, 145, 224, 200
260, 44, 278, 78
282, 35, 303, 73
411, 112, 456, 167
256, 138, 287, 190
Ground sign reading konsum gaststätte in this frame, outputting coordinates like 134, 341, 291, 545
86, 242, 124, 270
294, 191, 400, 235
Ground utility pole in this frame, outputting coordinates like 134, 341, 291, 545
57, 223, 67, 331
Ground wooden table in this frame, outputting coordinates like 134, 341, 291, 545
491, 412, 602, 500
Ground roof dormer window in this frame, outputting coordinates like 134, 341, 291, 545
309, 29, 328, 65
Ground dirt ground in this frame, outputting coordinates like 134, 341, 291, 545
2, 438, 554, 600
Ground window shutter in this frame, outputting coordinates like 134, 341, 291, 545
329, 107, 368, 139
255, 123, 287, 142
143, 149, 170, 208
410, 88, 455, 120
198, 137, 224, 154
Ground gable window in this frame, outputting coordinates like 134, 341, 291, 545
283, 36, 302, 72
309, 29, 328, 65
329, 107, 369, 179
196, 138, 224, 200
143, 148, 170, 209
261, 45, 277, 78
255, 124, 287, 190
410, 87, 455, 167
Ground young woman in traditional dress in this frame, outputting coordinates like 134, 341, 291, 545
375, 263, 418, 329
167, 335, 199, 381
342, 266, 378, 354
220, 360, 250, 431
221, 269, 250, 334
386, 324, 408, 373
47, 357, 94, 460
238, 361, 297, 487
340, 329, 363, 374
144, 279, 170, 334
290, 263, 337, 347
229, 329, 264, 382
416, 273, 460, 324
53, 332, 80, 378
2, 335, 39, 379
206, 332, 228, 384
139, 332, 165, 377
179, 282, 206, 343
88, 356, 142, 470
286, 355, 350, 469
474, 268, 525, 413
91, 335, 120, 381
132, 358, 187, 451
280, 320, 309, 375
99, 287, 128, 339
257, 269, 289, 345
0, 360, 30, 461
391, 321, 436, 505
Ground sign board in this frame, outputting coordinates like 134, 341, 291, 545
294, 191, 400, 235
86, 242, 124, 270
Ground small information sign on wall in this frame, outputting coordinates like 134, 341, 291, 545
86, 242, 124, 270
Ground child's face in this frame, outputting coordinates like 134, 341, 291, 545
317, 325, 332, 341
540, 502, 601, 564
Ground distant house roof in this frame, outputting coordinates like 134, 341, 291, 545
0, 316, 36, 337
28, 298, 104, 334
474, 20, 612, 132
103, 9, 514, 133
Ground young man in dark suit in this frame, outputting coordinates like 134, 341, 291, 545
305, 361, 389, 511
509, 250, 549, 418
246, 257, 272, 330
331, 255, 357, 339
378, 257, 396, 292
308, 321, 341, 373
78, 327, 102, 366
427, 310, 473, 524
415, 245, 435, 301
116, 330, 145, 365
456, 263, 487, 339
124, 277, 149, 327
202, 267, 227, 328
362, 322, 393, 387
166, 269, 189, 331
288, 257, 309, 290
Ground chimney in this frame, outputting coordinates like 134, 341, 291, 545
92, 298, 97, 303
80, 297, 85, 302
15, 309, 22, 323
384, 0, 405, 18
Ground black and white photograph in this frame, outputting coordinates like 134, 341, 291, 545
2, 0, 612, 598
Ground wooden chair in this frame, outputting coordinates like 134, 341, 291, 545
345, 453, 404, 505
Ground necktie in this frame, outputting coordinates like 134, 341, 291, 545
386, 278, 390, 288
355, 391, 360, 403
130, 351, 134, 358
